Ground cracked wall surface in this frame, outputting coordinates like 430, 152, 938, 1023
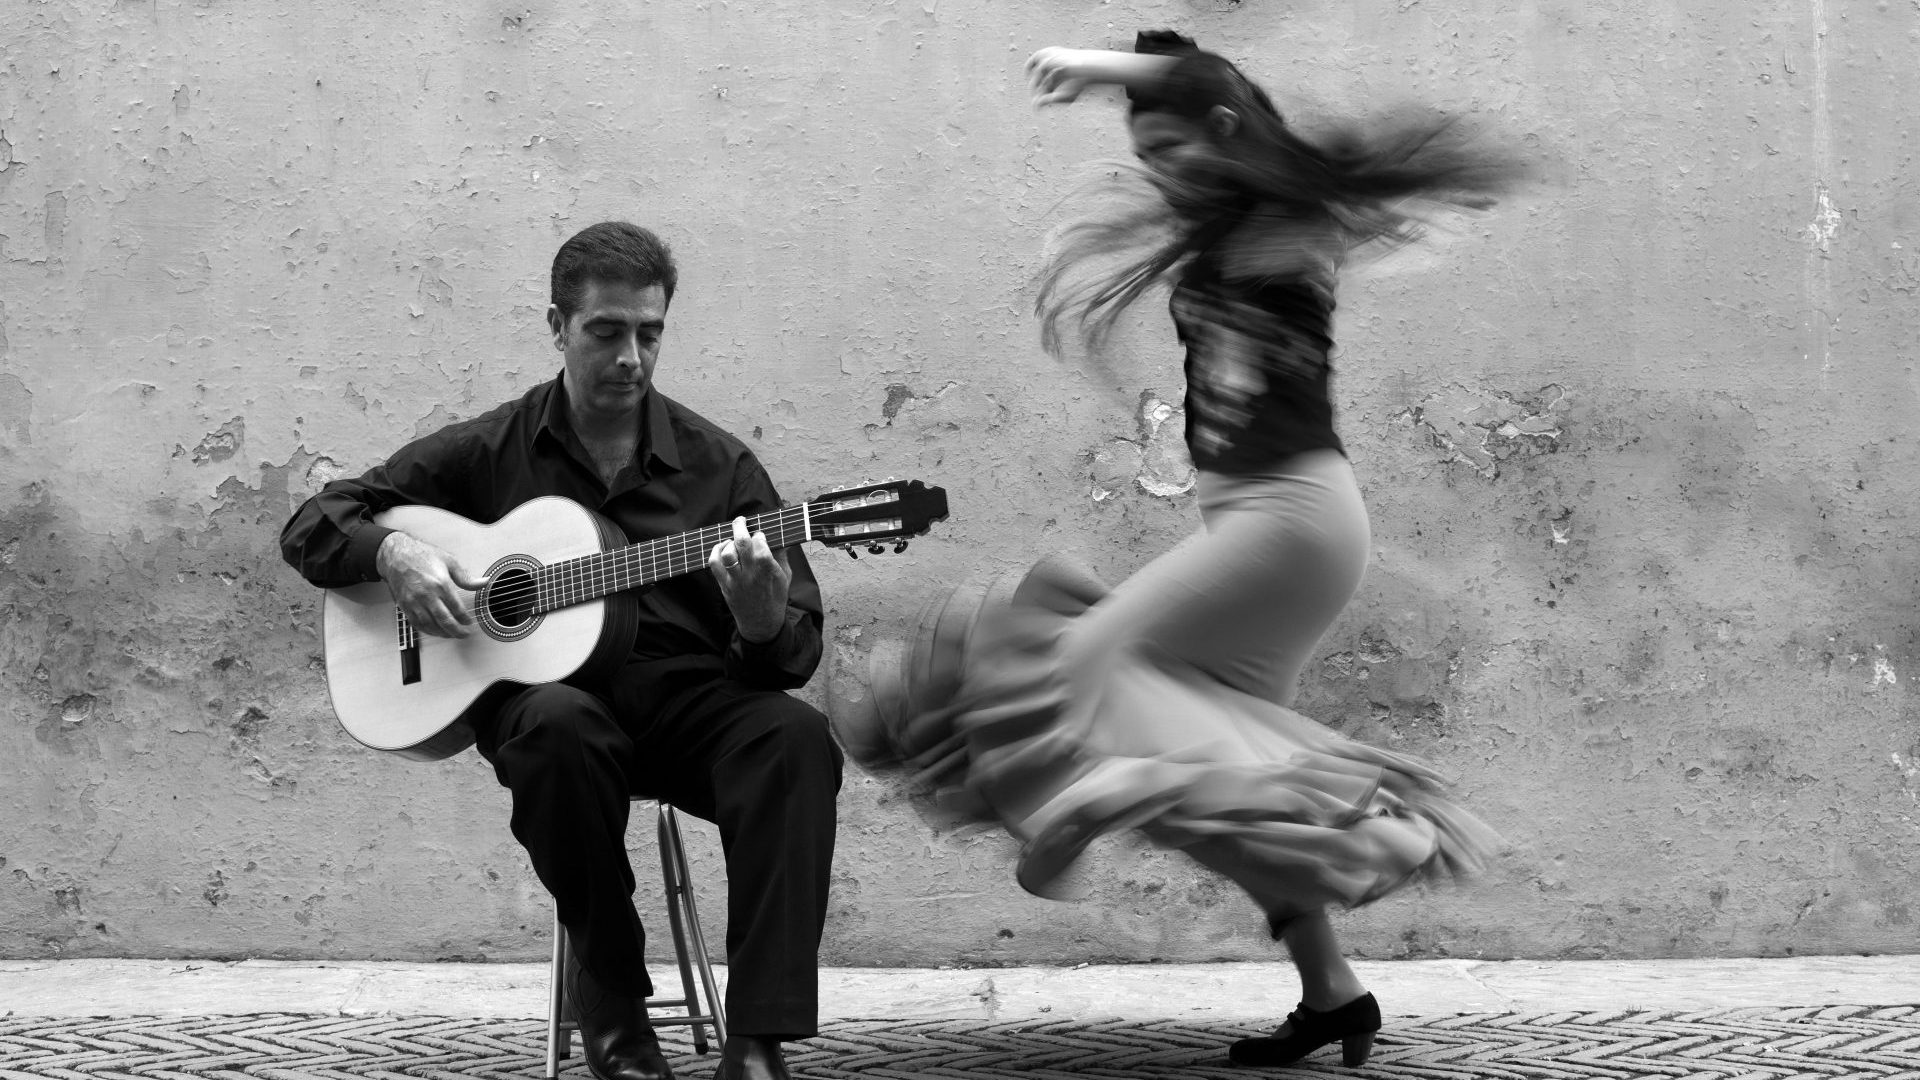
2, 0, 1917, 967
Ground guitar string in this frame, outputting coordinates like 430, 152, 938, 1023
541, 514, 812, 605
477, 504, 816, 611
394, 492, 920, 634
398, 505, 816, 634
466, 497, 909, 612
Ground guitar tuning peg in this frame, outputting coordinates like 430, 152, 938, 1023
867, 543, 885, 555
892, 541, 909, 553
846, 547, 859, 559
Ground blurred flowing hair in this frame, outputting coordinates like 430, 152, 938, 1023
1035, 32, 1529, 356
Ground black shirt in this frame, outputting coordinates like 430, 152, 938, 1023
1171, 254, 1345, 475
279, 375, 822, 697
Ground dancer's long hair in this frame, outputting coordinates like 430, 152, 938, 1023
1036, 32, 1528, 355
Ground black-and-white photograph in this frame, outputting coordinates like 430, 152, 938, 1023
2, 3, 1915, 1077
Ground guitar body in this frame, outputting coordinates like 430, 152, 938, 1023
321, 497, 638, 760
318, 479, 949, 762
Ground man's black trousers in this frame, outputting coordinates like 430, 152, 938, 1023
476, 674, 842, 1039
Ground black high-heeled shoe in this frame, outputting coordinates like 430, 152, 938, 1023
1228, 991, 1381, 1068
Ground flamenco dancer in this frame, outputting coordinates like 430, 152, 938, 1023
834, 31, 1526, 1070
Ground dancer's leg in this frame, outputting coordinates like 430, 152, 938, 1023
1059, 452, 1368, 713
1222, 909, 1380, 1066
1280, 910, 1366, 1012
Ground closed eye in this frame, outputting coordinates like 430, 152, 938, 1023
585, 322, 665, 343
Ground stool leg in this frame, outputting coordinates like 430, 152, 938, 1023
546, 909, 572, 1078
657, 806, 705, 1055
659, 804, 728, 1051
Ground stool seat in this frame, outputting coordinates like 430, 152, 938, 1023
545, 800, 726, 1077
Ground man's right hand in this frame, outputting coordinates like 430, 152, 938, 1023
376, 532, 487, 638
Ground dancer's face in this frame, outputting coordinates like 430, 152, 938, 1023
1130, 108, 1240, 216
1129, 111, 1215, 187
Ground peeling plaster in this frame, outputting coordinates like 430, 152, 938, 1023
1396, 385, 1568, 480
1806, 186, 1841, 253
0, 373, 32, 448
185, 417, 243, 465
1087, 390, 1195, 502
3, 0, 1918, 968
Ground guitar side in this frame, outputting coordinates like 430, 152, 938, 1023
320, 498, 632, 760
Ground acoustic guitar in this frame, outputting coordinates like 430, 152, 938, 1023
321, 479, 949, 760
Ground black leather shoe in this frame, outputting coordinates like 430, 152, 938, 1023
566, 950, 674, 1080
713, 1035, 789, 1080
1228, 992, 1381, 1068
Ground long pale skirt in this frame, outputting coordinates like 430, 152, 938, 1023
836, 450, 1496, 930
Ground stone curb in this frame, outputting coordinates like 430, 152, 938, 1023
1, 956, 1916, 1021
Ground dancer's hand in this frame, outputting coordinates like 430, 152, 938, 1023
709, 515, 792, 644
1026, 47, 1097, 106
1026, 48, 1180, 108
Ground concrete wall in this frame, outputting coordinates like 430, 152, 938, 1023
3, 0, 1917, 967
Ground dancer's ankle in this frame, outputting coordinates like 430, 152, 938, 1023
1300, 981, 1368, 1013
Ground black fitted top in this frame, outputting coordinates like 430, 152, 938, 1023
1171, 254, 1344, 474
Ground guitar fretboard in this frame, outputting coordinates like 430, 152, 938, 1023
390, 483, 921, 644
531, 503, 817, 614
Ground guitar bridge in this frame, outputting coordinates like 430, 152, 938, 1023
397, 610, 422, 686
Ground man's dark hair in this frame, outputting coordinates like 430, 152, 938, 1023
550, 221, 679, 319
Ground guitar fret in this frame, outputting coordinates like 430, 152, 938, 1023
528, 504, 821, 617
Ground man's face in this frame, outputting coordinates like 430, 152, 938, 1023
547, 279, 669, 424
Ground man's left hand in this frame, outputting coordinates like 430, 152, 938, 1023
709, 515, 792, 644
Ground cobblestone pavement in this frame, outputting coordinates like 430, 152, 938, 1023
3, 1006, 1917, 1080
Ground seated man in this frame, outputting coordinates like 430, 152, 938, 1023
280, 221, 840, 1080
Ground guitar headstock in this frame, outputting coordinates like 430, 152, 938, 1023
806, 478, 950, 556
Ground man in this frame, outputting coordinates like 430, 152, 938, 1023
281, 222, 840, 1080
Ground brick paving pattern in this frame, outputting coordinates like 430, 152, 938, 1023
2, 1008, 1917, 1079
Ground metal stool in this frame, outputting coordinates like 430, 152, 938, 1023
546, 801, 727, 1078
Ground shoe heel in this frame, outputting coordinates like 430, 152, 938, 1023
1341, 1032, 1375, 1068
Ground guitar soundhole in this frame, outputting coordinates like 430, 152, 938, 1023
486, 567, 538, 628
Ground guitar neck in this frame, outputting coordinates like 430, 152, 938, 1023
532, 504, 814, 615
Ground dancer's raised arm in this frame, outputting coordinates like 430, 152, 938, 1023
1025, 46, 1176, 106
